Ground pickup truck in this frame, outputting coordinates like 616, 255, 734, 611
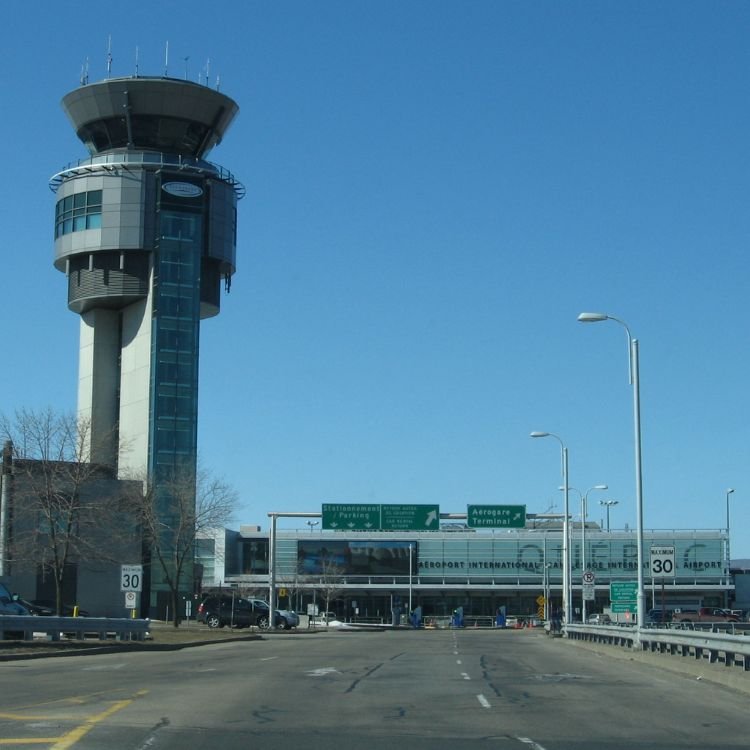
674, 607, 740, 624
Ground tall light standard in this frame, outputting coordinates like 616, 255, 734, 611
531, 431, 571, 625
408, 544, 414, 617
307, 520, 319, 533
578, 312, 645, 629
543, 562, 553, 620
725, 488, 735, 583
561, 484, 607, 623
600, 499, 619, 531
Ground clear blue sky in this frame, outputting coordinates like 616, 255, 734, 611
2, 1, 749, 554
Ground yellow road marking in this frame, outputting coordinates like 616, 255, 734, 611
50, 699, 133, 749
0, 690, 148, 748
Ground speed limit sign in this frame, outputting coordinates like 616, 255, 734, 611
121, 564, 143, 592
650, 546, 675, 578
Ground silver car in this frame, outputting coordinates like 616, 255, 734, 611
276, 609, 299, 629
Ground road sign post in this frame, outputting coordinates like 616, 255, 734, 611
610, 580, 638, 616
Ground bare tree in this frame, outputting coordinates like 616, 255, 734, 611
0, 408, 128, 615
131, 463, 237, 627
313, 553, 345, 621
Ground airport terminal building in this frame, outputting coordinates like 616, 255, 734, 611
197, 518, 732, 621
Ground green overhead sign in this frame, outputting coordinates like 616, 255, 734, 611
322, 504, 381, 530
610, 581, 638, 602
382, 504, 440, 531
467, 504, 526, 528
321, 504, 440, 531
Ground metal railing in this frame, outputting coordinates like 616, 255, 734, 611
565, 623, 750, 672
0, 616, 150, 642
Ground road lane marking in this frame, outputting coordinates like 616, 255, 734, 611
516, 738, 548, 750
50, 699, 134, 749
461, 672, 471, 680
456, 659, 462, 664
476, 694, 491, 708
306, 667, 341, 676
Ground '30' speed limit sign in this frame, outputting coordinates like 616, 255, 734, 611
650, 546, 675, 577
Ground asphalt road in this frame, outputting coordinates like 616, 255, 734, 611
0, 628, 748, 749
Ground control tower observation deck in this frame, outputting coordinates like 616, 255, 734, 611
51, 76, 243, 479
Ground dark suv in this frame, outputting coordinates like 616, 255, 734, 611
197, 595, 284, 629
645, 608, 673, 625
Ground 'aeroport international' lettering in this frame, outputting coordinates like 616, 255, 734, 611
416, 558, 722, 572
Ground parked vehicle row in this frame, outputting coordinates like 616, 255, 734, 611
1, 583, 84, 617
196, 595, 299, 630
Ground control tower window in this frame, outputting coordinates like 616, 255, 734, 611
55, 190, 102, 238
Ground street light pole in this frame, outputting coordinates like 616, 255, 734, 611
600, 499, 619, 531
578, 312, 646, 631
560, 484, 607, 623
725, 488, 735, 586
409, 544, 414, 617
582, 485, 607, 622
531, 431, 571, 625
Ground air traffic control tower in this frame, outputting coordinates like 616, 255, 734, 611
50, 77, 243, 607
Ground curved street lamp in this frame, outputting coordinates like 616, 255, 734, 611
578, 312, 645, 630
531, 431, 571, 625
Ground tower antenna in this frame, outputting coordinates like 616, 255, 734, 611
135, 46, 139, 77
164, 40, 169, 77
106, 35, 113, 77
184, 56, 189, 80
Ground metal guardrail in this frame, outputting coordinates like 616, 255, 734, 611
565, 623, 750, 672
0, 616, 151, 642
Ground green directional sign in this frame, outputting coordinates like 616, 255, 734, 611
610, 581, 638, 602
381, 504, 440, 531
611, 602, 638, 614
322, 504, 381, 530
466, 504, 526, 529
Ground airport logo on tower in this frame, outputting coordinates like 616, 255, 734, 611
162, 181, 204, 198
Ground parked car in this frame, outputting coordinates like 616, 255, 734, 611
22, 599, 89, 617
645, 608, 673, 624
0, 581, 31, 616
673, 607, 739, 624
586, 613, 612, 625
0, 594, 31, 616
197, 595, 284, 629
17, 599, 52, 616
276, 609, 299, 629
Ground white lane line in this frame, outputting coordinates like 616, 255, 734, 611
516, 738, 548, 750
476, 694, 491, 708
456, 659, 462, 665
306, 667, 341, 676
461, 672, 471, 680
260, 656, 279, 661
